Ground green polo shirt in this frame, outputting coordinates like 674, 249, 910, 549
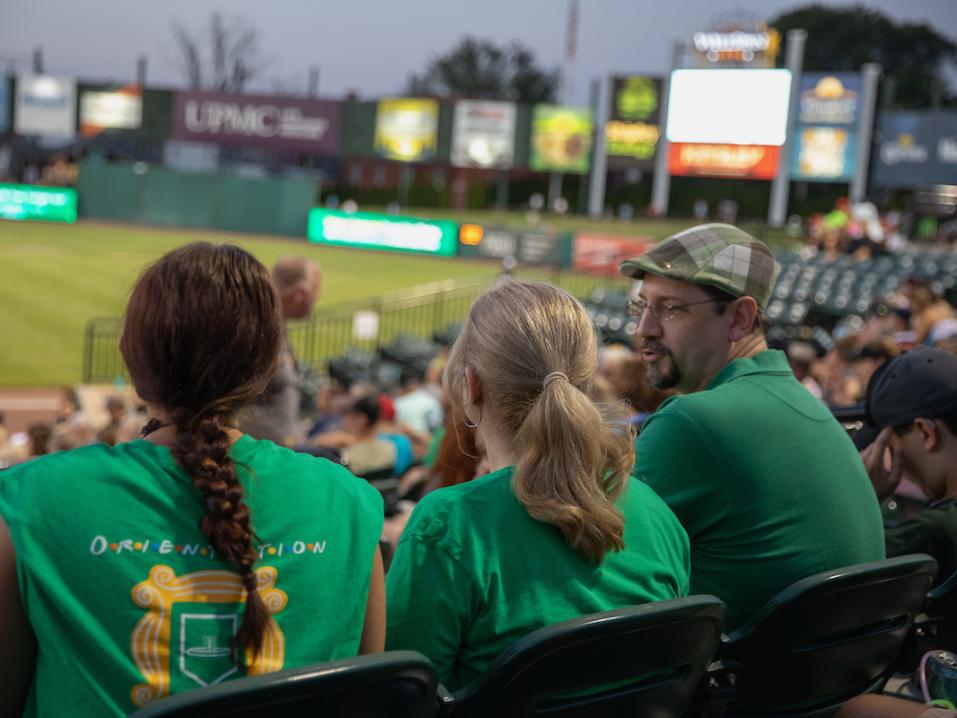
634, 349, 885, 630
385, 465, 690, 691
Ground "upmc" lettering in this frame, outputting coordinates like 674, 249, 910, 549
184, 101, 280, 137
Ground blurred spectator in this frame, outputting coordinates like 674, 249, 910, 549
622, 223, 885, 630
861, 348, 957, 583
341, 395, 397, 476
393, 366, 443, 436
240, 255, 321, 445
96, 396, 127, 446
386, 280, 689, 691
26, 423, 52, 457
786, 340, 824, 400
903, 279, 957, 346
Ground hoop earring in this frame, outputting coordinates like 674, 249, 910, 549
463, 402, 483, 429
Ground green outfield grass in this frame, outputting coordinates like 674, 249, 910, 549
0, 211, 768, 387
0, 220, 502, 387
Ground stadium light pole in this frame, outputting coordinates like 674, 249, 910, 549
650, 40, 681, 218
849, 63, 881, 204
587, 75, 610, 217
768, 29, 806, 227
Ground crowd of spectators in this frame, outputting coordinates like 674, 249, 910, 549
1, 222, 957, 715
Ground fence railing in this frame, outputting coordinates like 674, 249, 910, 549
81, 268, 631, 383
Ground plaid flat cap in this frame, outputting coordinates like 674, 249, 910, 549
619, 223, 780, 310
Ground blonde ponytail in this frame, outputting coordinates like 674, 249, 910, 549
444, 280, 635, 564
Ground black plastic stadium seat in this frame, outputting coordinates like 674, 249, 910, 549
714, 554, 937, 717
129, 651, 440, 718
450, 595, 726, 718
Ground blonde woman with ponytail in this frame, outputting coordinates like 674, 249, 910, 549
386, 280, 689, 691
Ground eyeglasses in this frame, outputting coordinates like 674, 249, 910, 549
626, 298, 722, 323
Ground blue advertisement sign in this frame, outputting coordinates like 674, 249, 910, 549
872, 111, 957, 188
792, 127, 856, 181
791, 73, 861, 182
0, 78, 9, 133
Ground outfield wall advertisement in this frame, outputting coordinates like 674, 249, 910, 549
791, 74, 861, 182
530, 105, 593, 173
450, 100, 516, 169
0, 183, 77, 223
14, 75, 76, 138
80, 86, 143, 137
307, 208, 457, 256
605, 76, 661, 168
374, 98, 439, 162
872, 111, 957, 188
173, 91, 341, 152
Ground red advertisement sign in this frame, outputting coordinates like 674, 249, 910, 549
572, 234, 652, 277
669, 142, 780, 179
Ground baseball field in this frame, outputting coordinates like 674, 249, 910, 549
0, 212, 696, 387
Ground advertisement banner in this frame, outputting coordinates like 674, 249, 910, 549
14, 75, 76, 138
797, 73, 861, 126
872, 111, 957, 188
307, 208, 457, 256
605, 76, 661, 167
173, 91, 341, 153
530, 105, 593, 173
450, 100, 516, 169
80, 86, 143, 136
572, 234, 652, 277
0, 77, 9, 133
791, 127, 856, 182
669, 142, 780, 179
373, 98, 438, 162
790, 73, 861, 182
457, 224, 570, 265
0, 183, 77, 223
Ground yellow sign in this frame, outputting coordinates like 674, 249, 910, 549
374, 98, 439, 162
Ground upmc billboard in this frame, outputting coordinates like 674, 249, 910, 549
173, 92, 341, 153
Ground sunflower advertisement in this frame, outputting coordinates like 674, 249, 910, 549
605, 76, 661, 167
530, 105, 593, 174
374, 98, 439, 162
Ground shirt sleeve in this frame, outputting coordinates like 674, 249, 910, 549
633, 406, 729, 540
385, 505, 477, 686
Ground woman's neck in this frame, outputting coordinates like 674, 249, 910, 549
141, 406, 243, 447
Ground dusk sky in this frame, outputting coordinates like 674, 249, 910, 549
1, 0, 955, 105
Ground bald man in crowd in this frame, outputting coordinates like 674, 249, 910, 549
240, 256, 321, 445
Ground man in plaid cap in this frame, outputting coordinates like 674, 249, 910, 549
621, 224, 884, 630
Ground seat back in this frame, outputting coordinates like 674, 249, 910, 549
451, 596, 725, 718
724, 554, 937, 715
130, 651, 439, 718
359, 467, 400, 516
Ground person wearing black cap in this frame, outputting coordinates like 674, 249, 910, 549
862, 347, 957, 582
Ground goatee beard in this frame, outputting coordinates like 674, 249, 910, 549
642, 342, 680, 390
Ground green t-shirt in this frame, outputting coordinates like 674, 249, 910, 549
385, 465, 690, 691
633, 349, 885, 630
0, 436, 383, 717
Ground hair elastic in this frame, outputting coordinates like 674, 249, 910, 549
543, 371, 569, 388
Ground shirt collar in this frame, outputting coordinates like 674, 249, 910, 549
705, 349, 793, 391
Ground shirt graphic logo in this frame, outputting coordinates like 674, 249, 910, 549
130, 565, 288, 708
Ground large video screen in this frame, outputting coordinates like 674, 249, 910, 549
666, 69, 791, 146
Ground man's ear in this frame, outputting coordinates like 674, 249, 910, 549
914, 417, 941, 451
465, 366, 483, 404
728, 296, 759, 342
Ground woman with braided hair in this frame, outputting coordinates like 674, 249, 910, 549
385, 279, 690, 691
0, 243, 385, 717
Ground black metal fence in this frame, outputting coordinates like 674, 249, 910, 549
81, 268, 631, 383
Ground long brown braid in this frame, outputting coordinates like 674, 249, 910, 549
120, 242, 283, 664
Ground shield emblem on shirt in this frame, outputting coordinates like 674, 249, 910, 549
177, 613, 239, 687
